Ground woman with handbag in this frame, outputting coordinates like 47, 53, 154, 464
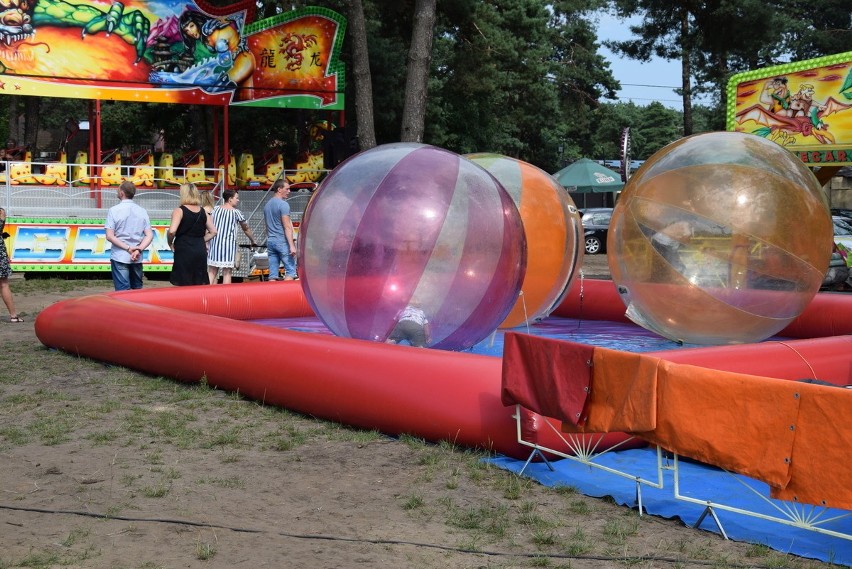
0, 207, 22, 322
167, 183, 217, 286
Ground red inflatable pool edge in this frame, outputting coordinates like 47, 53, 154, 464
36, 281, 609, 460
34, 279, 852, 460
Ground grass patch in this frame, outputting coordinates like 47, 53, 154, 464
195, 542, 217, 560
603, 516, 640, 545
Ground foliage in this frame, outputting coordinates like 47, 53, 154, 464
585, 101, 684, 161
780, 0, 852, 61
342, 0, 627, 170
606, 0, 851, 133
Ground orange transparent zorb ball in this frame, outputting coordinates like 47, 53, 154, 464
467, 153, 583, 328
608, 131, 832, 345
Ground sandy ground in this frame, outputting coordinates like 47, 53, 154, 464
0, 259, 833, 568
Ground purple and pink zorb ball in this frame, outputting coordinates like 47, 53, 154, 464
298, 143, 527, 351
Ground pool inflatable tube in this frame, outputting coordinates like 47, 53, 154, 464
35, 279, 852, 459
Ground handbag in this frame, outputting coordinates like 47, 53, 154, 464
234, 247, 242, 270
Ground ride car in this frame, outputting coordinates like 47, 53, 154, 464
580, 208, 613, 255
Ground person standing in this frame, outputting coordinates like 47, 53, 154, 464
207, 189, 257, 284
0, 207, 22, 321
199, 189, 215, 215
167, 183, 217, 286
263, 179, 297, 281
105, 181, 154, 291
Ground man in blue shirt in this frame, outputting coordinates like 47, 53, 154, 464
105, 181, 154, 290
263, 179, 297, 280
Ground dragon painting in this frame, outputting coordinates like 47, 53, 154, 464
279, 31, 316, 72
0, 0, 149, 61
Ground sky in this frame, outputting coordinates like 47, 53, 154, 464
593, 11, 685, 110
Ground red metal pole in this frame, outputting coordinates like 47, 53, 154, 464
96, 99, 103, 205
212, 106, 220, 191
223, 105, 230, 189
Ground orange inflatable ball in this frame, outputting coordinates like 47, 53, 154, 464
467, 153, 583, 328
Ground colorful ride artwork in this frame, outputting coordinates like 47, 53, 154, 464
0, 188, 312, 273
726, 51, 852, 169
0, 2, 345, 109
4, 219, 174, 273
0, 2, 345, 273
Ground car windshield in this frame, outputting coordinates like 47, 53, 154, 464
583, 211, 612, 225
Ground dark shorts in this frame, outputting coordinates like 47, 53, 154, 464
388, 320, 427, 347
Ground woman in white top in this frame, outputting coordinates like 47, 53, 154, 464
207, 189, 257, 284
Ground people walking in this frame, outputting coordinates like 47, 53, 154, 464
208, 189, 257, 284
262, 179, 297, 281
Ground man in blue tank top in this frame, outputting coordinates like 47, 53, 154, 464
263, 179, 297, 280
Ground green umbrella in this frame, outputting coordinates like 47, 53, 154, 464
552, 158, 624, 193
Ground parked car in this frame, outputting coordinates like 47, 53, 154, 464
833, 215, 852, 250
580, 208, 613, 255
822, 216, 852, 290
830, 208, 852, 220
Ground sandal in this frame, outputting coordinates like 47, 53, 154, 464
9, 316, 24, 323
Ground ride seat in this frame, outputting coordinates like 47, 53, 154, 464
99, 149, 122, 186
129, 149, 155, 187
71, 151, 91, 185
34, 151, 69, 185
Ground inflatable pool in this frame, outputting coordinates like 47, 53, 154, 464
34, 279, 852, 459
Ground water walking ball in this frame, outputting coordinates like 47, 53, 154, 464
608, 131, 832, 345
467, 153, 583, 328
298, 143, 527, 351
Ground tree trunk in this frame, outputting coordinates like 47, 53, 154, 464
680, 10, 693, 136
400, 0, 436, 143
348, 0, 377, 150
6, 96, 22, 146
24, 97, 40, 152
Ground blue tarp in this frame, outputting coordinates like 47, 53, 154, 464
488, 447, 852, 565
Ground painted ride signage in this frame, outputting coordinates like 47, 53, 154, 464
0, 2, 345, 109
727, 51, 852, 166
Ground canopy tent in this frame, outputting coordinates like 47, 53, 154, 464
553, 158, 624, 192
553, 158, 624, 208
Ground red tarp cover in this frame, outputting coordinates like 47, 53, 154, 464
501, 333, 852, 510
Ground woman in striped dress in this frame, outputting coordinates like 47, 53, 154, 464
207, 189, 257, 284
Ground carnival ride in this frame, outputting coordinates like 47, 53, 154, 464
0, 1, 347, 274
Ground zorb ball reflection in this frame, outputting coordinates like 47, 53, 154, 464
608, 131, 832, 345
298, 143, 527, 351
467, 153, 583, 328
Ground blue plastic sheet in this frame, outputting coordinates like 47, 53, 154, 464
488, 448, 852, 565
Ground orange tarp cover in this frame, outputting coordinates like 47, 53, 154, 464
502, 333, 852, 510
